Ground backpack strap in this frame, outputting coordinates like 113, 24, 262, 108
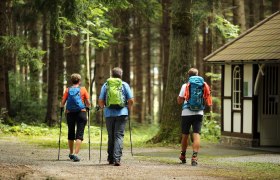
203, 82, 212, 106
184, 83, 190, 100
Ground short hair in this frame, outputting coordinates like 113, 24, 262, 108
187, 68, 198, 77
112, 67, 123, 78
71, 73, 81, 84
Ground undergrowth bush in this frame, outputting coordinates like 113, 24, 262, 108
201, 112, 221, 142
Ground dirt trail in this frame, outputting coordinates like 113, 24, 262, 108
0, 139, 230, 180
0, 138, 231, 180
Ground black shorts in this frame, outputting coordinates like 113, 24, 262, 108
67, 111, 87, 141
181, 115, 203, 135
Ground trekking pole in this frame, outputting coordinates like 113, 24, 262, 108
128, 111, 133, 156
99, 108, 103, 163
87, 108, 91, 160
58, 107, 63, 160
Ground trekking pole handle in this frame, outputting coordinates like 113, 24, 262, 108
95, 105, 100, 112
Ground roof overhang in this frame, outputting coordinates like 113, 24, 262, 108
204, 59, 280, 65
203, 11, 280, 65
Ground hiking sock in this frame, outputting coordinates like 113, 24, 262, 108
180, 151, 186, 156
179, 151, 186, 163
191, 151, 198, 166
192, 151, 198, 158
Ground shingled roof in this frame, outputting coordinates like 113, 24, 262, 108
204, 11, 280, 64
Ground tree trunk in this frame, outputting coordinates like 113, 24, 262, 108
154, 0, 193, 143
119, 11, 130, 84
259, 0, 265, 21
133, 15, 143, 123
29, 18, 40, 100
144, 22, 152, 123
65, 35, 81, 86
0, 0, 8, 111
160, 0, 171, 112
57, 43, 64, 101
45, 3, 60, 126
271, 0, 280, 12
42, 13, 48, 92
248, 0, 255, 28
233, 0, 246, 33
94, 48, 110, 123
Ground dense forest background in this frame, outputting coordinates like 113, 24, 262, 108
0, 0, 279, 142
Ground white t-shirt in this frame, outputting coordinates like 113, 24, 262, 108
179, 84, 204, 116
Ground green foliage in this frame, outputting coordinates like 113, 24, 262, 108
192, 0, 210, 31
132, 0, 161, 22
0, 122, 60, 136
0, 122, 160, 148
0, 36, 24, 53
201, 112, 221, 142
192, 0, 240, 40
59, 1, 115, 48
205, 72, 221, 81
213, 15, 240, 39
0, 36, 45, 71
18, 46, 45, 70
8, 72, 47, 123
97, 0, 131, 9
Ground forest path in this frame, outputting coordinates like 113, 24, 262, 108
1, 137, 279, 179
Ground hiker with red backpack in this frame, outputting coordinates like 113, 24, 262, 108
177, 68, 212, 166
61, 73, 91, 162
98, 67, 134, 166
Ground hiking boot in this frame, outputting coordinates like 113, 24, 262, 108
191, 157, 198, 166
107, 157, 114, 165
108, 160, 114, 165
179, 155, 186, 164
114, 161, 121, 166
69, 154, 75, 160
72, 155, 80, 162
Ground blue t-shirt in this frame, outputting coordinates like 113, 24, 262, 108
99, 81, 133, 118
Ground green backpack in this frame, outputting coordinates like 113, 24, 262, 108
106, 78, 125, 109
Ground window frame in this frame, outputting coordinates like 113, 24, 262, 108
232, 65, 241, 110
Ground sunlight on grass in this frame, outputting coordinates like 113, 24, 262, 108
0, 122, 159, 148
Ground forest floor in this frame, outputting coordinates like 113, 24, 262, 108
1, 137, 280, 180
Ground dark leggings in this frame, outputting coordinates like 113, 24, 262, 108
67, 111, 87, 141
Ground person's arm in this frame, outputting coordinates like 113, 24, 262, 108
124, 83, 134, 110
177, 96, 185, 105
204, 82, 213, 106
83, 88, 91, 108
98, 99, 105, 109
98, 84, 106, 109
61, 88, 68, 108
127, 98, 134, 111
177, 84, 186, 105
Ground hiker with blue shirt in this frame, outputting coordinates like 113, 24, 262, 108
61, 73, 91, 162
98, 67, 134, 166
177, 68, 212, 166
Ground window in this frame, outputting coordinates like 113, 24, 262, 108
233, 66, 241, 110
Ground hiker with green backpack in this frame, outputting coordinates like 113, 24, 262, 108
61, 73, 91, 162
177, 68, 212, 166
98, 67, 134, 166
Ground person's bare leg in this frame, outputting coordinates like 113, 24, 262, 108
191, 133, 200, 166
179, 134, 189, 163
181, 134, 189, 152
192, 133, 200, 152
74, 139, 82, 154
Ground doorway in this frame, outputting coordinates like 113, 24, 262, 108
259, 64, 280, 146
